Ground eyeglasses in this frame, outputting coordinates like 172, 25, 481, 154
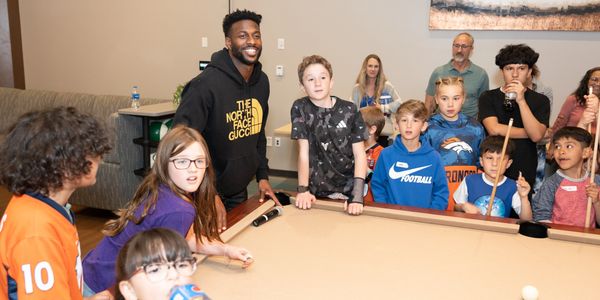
452, 44, 472, 49
589, 77, 600, 83
130, 258, 197, 282
170, 158, 208, 170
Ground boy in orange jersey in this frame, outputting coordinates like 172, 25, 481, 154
0, 107, 113, 300
360, 106, 386, 202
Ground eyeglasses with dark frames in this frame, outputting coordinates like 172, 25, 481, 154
170, 158, 208, 170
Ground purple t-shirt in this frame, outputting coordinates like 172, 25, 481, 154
82, 185, 195, 292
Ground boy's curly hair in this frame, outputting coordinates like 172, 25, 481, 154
222, 9, 262, 37
0, 106, 112, 196
495, 44, 539, 69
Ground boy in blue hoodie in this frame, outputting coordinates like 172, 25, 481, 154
371, 100, 449, 209
423, 76, 485, 210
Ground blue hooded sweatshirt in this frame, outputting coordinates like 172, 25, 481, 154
423, 112, 485, 167
371, 136, 449, 210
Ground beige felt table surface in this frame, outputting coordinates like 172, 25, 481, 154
194, 200, 600, 300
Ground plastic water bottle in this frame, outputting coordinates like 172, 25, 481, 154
380, 94, 392, 117
131, 86, 140, 109
169, 284, 211, 300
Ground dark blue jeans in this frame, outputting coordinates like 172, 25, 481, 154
222, 189, 248, 211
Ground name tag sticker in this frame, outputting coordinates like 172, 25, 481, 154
396, 162, 408, 168
561, 185, 577, 192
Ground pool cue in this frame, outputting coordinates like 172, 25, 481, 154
487, 118, 514, 216
586, 87, 595, 172
585, 87, 598, 228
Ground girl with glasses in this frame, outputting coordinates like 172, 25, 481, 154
116, 228, 208, 300
83, 125, 252, 297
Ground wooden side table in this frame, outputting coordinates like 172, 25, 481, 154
118, 102, 177, 176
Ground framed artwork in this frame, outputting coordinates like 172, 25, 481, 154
429, 0, 600, 31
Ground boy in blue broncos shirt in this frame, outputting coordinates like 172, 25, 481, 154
371, 100, 449, 209
454, 136, 532, 219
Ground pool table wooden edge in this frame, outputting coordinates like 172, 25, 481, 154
313, 200, 600, 244
548, 228, 600, 244
214, 192, 600, 255
194, 199, 275, 263
312, 199, 520, 234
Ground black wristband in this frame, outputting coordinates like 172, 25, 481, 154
347, 177, 365, 205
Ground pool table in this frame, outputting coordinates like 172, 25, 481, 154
193, 195, 600, 299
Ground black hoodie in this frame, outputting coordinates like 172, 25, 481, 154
174, 48, 270, 197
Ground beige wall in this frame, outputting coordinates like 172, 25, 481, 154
19, 0, 600, 171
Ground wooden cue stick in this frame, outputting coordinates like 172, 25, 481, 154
487, 118, 514, 216
586, 87, 594, 173
585, 87, 599, 227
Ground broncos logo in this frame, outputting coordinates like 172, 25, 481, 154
441, 137, 473, 154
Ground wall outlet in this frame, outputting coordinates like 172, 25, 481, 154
266, 136, 273, 147
275, 65, 284, 77
277, 38, 285, 49
274, 137, 281, 147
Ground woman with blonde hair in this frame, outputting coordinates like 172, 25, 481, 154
351, 54, 401, 116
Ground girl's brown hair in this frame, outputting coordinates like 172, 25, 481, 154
103, 125, 221, 244
115, 228, 193, 300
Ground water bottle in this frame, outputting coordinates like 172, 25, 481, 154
169, 284, 211, 300
503, 91, 517, 112
131, 85, 140, 109
380, 95, 392, 117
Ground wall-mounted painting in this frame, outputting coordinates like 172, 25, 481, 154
429, 0, 600, 31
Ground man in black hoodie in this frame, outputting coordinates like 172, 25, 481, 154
174, 9, 279, 225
